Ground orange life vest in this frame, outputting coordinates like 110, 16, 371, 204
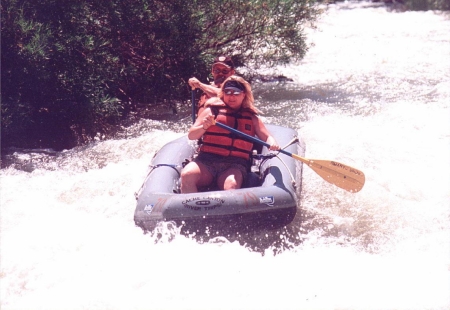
200, 104, 256, 160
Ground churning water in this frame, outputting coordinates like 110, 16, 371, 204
1, 2, 449, 309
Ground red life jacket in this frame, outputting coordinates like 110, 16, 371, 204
200, 104, 256, 160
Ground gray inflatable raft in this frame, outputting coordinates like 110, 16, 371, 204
134, 124, 305, 234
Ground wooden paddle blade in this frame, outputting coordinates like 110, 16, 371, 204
292, 154, 365, 193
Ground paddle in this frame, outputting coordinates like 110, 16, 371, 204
212, 121, 365, 193
191, 89, 196, 123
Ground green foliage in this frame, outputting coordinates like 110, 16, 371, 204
194, 0, 319, 68
1, 0, 318, 150
404, 0, 450, 10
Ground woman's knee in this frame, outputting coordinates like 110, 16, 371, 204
180, 164, 199, 182
220, 169, 243, 190
223, 178, 239, 190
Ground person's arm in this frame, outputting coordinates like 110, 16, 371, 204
189, 78, 220, 98
188, 107, 215, 140
253, 116, 280, 151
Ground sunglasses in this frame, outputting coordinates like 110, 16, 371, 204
224, 89, 243, 96
213, 68, 231, 75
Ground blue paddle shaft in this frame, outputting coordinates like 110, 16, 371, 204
191, 90, 196, 124
214, 122, 292, 157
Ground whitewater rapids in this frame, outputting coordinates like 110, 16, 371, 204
1, 2, 449, 309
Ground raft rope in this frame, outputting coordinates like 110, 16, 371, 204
279, 136, 299, 188
149, 164, 182, 176
275, 155, 297, 189
281, 137, 299, 150
134, 163, 183, 200
254, 136, 299, 189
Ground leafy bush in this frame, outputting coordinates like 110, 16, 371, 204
404, 0, 450, 10
1, 0, 319, 150
193, 0, 319, 68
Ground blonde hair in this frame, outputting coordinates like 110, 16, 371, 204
211, 75, 261, 114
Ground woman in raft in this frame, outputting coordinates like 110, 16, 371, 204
180, 75, 280, 193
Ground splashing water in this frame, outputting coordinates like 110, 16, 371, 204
1, 2, 449, 310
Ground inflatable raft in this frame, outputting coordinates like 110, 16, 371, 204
134, 124, 305, 234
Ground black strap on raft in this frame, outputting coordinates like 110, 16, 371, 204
150, 164, 181, 177
134, 163, 183, 200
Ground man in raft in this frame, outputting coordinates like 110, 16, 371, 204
188, 55, 236, 114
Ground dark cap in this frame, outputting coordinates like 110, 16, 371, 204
223, 80, 245, 92
213, 55, 234, 69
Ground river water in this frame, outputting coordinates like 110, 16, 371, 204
1, 2, 449, 310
